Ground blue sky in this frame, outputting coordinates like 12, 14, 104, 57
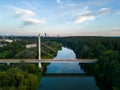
0, 0, 120, 36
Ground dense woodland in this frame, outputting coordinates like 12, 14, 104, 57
45, 36, 120, 90
0, 63, 40, 90
0, 36, 62, 90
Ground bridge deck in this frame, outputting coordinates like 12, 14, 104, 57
0, 59, 97, 64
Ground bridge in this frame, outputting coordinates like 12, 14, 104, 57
0, 59, 97, 64
0, 34, 97, 68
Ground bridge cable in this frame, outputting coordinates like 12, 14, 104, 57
41, 42, 57, 53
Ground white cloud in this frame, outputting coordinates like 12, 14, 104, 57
22, 18, 45, 26
22, 1, 38, 10
15, 8, 35, 18
114, 12, 120, 15
5, 5, 35, 18
76, 6, 92, 16
75, 7, 110, 23
79, 10, 91, 16
75, 7, 95, 23
97, 8, 110, 16
75, 15, 95, 23
111, 27, 120, 30
5, 5, 45, 27
57, 0, 61, 4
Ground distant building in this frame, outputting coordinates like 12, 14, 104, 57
45, 33, 47, 37
4, 39, 13, 43
26, 44, 37, 48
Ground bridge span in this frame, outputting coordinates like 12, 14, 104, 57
0, 59, 97, 64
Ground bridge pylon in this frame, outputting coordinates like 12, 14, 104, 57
38, 34, 42, 68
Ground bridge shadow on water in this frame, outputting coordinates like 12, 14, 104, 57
42, 73, 95, 77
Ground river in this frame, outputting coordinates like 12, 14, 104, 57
37, 47, 100, 90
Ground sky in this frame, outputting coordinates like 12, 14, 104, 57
0, 0, 120, 36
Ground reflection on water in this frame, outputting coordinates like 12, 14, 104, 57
54, 47, 76, 59
37, 47, 99, 90
46, 47, 84, 73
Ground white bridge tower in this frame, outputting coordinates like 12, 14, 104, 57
38, 34, 42, 68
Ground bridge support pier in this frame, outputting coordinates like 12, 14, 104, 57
38, 63, 42, 68
7, 62, 10, 66
38, 34, 42, 68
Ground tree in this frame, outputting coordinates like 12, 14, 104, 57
80, 45, 93, 58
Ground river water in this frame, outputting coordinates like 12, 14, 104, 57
37, 47, 99, 90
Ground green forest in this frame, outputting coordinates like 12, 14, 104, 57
0, 36, 62, 90
46, 36, 120, 90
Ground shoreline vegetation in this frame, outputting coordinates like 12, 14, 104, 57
0, 36, 62, 90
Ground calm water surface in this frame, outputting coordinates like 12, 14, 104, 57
46, 47, 84, 74
37, 47, 99, 90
